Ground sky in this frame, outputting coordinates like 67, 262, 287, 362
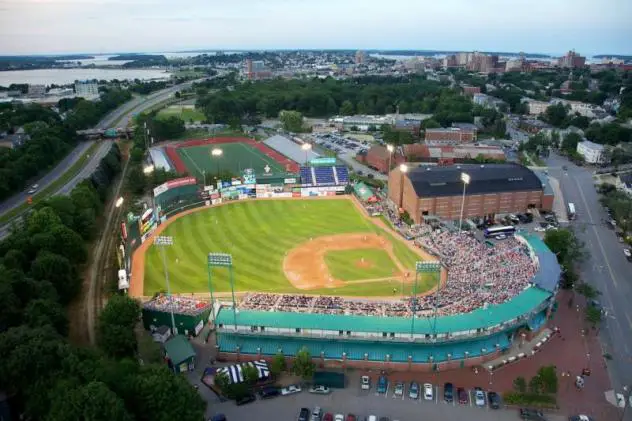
0, 0, 631, 56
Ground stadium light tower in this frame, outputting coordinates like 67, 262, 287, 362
115, 197, 124, 208
458, 172, 471, 234
398, 164, 408, 208
386, 144, 394, 172
211, 148, 223, 178
143, 165, 155, 175
301, 142, 312, 165
154, 236, 177, 335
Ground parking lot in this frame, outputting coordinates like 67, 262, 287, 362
312, 133, 370, 156
208, 377, 567, 421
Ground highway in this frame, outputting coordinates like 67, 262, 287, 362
546, 152, 632, 414
0, 78, 206, 238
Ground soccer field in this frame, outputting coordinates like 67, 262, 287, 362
142, 199, 438, 297
157, 106, 206, 122
176, 142, 287, 179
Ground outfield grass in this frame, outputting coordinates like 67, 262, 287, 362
0, 142, 100, 225
177, 142, 286, 178
325, 249, 399, 281
143, 199, 435, 297
157, 106, 206, 123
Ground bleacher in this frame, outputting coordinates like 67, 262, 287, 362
300, 167, 314, 185
314, 166, 336, 185
334, 166, 349, 184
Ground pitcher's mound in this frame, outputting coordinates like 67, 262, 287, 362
355, 259, 374, 269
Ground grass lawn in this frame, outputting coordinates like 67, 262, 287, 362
143, 199, 434, 297
177, 142, 286, 178
325, 249, 399, 281
157, 106, 206, 123
0, 142, 100, 225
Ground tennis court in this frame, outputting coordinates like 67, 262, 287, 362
176, 142, 288, 178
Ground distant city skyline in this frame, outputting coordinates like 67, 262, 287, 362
0, 0, 630, 56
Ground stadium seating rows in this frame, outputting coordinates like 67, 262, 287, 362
300, 165, 349, 186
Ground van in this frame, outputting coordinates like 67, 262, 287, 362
377, 375, 388, 394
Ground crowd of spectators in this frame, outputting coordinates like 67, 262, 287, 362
239, 227, 537, 318
144, 294, 210, 315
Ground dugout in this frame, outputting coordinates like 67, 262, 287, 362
164, 335, 196, 373
313, 371, 346, 388
142, 296, 211, 337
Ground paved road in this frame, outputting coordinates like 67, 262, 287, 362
0, 78, 209, 238
207, 388, 567, 421
546, 152, 632, 417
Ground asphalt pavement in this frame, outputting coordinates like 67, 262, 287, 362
546, 152, 632, 415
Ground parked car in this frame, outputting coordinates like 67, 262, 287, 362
474, 387, 485, 407
487, 391, 501, 409
28, 184, 39, 194
423, 383, 433, 401
281, 384, 302, 395
457, 387, 468, 405
361, 375, 371, 390
568, 415, 594, 421
394, 382, 404, 397
345, 415, 357, 421
311, 406, 322, 421
624, 249, 632, 261
322, 414, 333, 421
257, 386, 280, 399
235, 393, 256, 406
408, 382, 419, 399
298, 408, 310, 421
377, 375, 388, 394
334, 415, 344, 421
309, 385, 331, 395
519, 408, 547, 420
443, 382, 454, 402
378, 417, 390, 421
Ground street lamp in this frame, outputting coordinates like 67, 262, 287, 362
399, 164, 408, 208
301, 143, 312, 164
458, 172, 471, 234
115, 197, 124, 208
154, 236, 177, 335
386, 144, 394, 172
211, 148, 223, 178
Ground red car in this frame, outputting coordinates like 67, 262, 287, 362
323, 413, 334, 421
346, 415, 357, 421
457, 387, 468, 405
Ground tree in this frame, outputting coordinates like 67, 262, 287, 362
270, 353, 287, 377
128, 165, 147, 195
292, 347, 315, 380
513, 376, 527, 393
528, 375, 542, 394
97, 295, 140, 358
24, 298, 68, 335
47, 380, 133, 421
242, 364, 259, 386
574, 282, 600, 300
543, 228, 584, 268
543, 103, 569, 127
30, 251, 79, 304
279, 110, 304, 132
340, 100, 354, 116
535, 365, 558, 394
131, 365, 206, 421
586, 305, 603, 328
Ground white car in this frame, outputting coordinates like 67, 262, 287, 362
534, 226, 546, 232
474, 388, 486, 407
281, 384, 302, 395
334, 415, 344, 421
394, 382, 404, 396
309, 385, 330, 395
424, 383, 433, 400
361, 375, 371, 390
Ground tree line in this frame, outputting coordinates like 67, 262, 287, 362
196, 75, 475, 127
0, 138, 205, 420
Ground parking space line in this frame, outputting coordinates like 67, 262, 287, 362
469, 390, 473, 407
435, 386, 439, 404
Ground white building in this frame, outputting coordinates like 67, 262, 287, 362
74, 81, 99, 99
576, 140, 606, 164
550, 98, 605, 118
523, 99, 550, 115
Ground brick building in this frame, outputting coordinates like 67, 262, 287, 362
424, 127, 476, 145
462, 85, 481, 96
388, 163, 553, 223
403, 144, 505, 164
357, 145, 404, 173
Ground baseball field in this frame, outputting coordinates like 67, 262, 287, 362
135, 198, 442, 298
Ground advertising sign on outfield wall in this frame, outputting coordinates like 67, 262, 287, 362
153, 177, 197, 197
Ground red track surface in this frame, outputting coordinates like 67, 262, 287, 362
164, 137, 299, 174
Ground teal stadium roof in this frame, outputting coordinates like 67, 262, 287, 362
217, 286, 551, 335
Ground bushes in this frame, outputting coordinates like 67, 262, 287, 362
502, 391, 557, 407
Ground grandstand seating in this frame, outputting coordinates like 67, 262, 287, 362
314, 166, 336, 185
300, 167, 314, 185
334, 166, 349, 184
